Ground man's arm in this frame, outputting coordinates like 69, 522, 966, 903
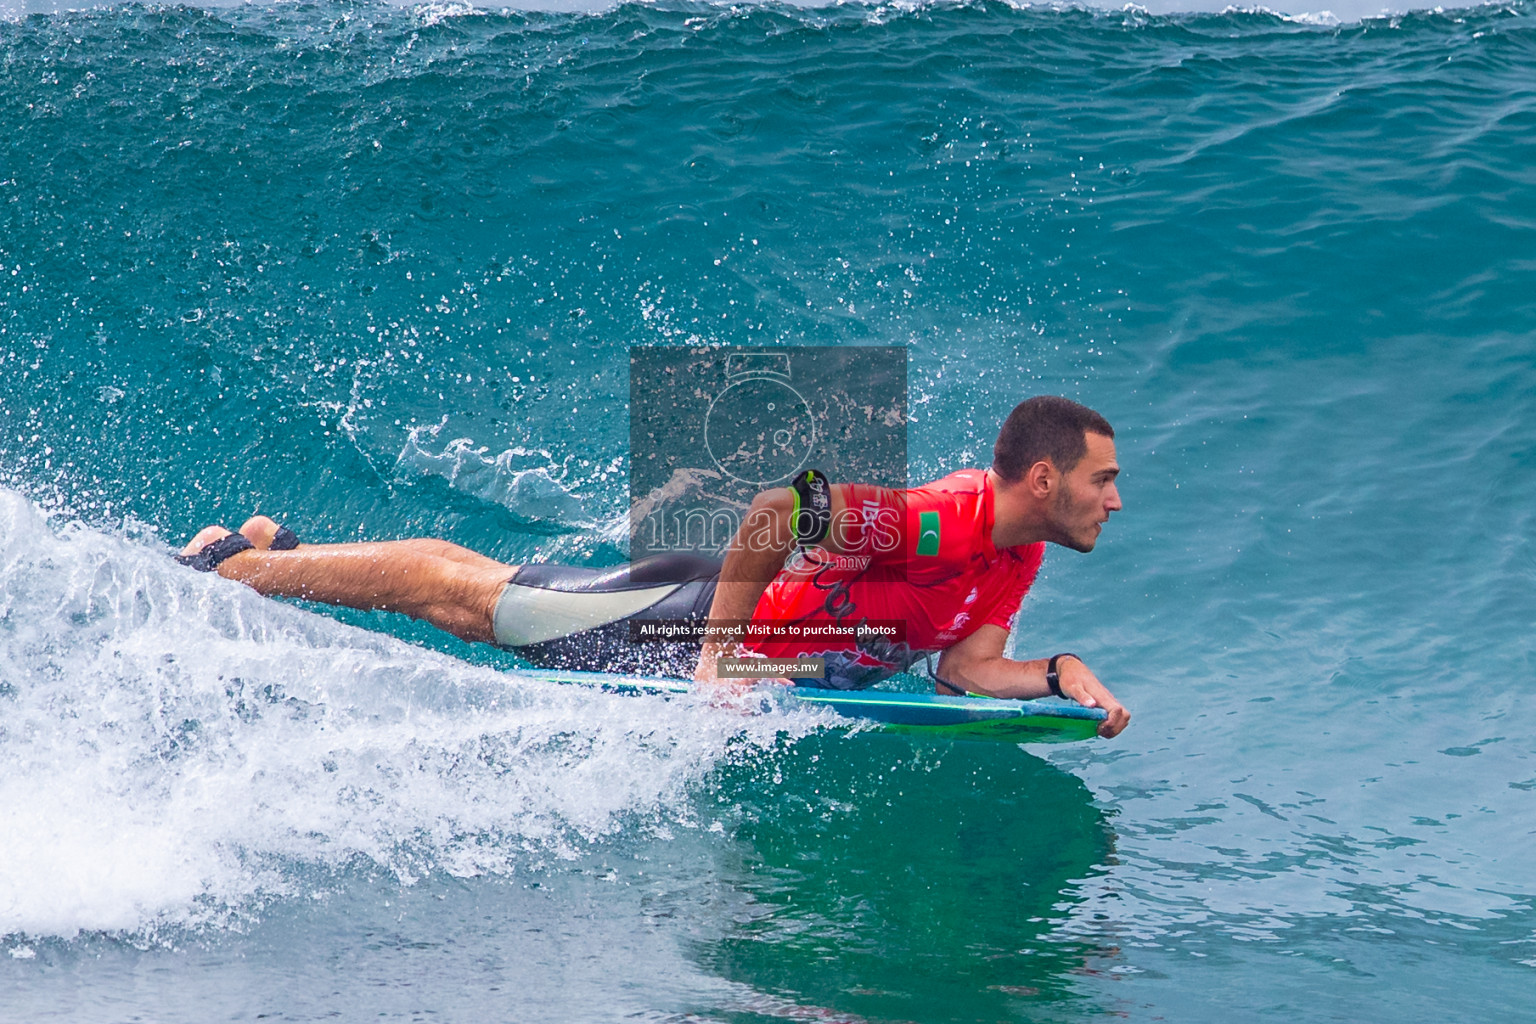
693, 482, 861, 684
694, 486, 795, 684
935, 624, 1131, 738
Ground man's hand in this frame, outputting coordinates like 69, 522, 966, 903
1056, 656, 1131, 738
693, 642, 721, 685
694, 641, 747, 688
694, 642, 793, 691
937, 626, 1132, 739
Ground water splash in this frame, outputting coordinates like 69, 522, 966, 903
0, 488, 816, 941
394, 417, 596, 528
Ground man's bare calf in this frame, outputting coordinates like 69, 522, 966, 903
181, 516, 518, 644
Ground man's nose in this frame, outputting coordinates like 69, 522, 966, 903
1106, 484, 1123, 512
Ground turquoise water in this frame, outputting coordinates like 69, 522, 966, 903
2, 1, 1534, 1020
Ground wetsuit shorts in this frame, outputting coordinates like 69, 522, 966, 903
492, 552, 721, 679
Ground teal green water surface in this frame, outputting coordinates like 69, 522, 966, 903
1, 2, 1534, 1021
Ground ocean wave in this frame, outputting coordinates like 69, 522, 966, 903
0, 0, 1528, 31
0, 488, 817, 941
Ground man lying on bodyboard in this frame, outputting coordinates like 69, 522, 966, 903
176, 396, 1130, 738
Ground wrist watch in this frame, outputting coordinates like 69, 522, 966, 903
1045, 653, 1080, 697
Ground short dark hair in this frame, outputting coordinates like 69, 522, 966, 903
992, 396, 1114, 482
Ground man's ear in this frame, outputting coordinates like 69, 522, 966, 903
1025, 459, 1055, 499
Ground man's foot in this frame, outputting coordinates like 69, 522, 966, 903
176, 525, 254, 572
181, 524, 234, 557
238, 515, 299, 551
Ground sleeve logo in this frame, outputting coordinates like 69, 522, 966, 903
916, 511, 942, 556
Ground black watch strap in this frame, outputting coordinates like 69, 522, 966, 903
1045, 653, 1080, 698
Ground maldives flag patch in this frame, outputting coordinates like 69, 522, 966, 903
916, 511, 941, 556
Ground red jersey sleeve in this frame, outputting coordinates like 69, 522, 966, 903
829, 482, 907, 566
981, 543, 1046, 631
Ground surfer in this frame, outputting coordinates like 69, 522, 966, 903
177, 395, 1129, 737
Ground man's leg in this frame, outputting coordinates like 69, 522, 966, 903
182, 520, 517, 644
234, 515, 511, 572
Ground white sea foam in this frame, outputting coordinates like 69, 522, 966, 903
0, 489, 814, 940
412, 0, 483, 25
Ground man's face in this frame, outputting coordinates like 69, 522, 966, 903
1050, 432, 1122, 553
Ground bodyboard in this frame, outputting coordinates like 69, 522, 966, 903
511, 668, 1105, 743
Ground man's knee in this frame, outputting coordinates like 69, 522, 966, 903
410, 560, 510, 644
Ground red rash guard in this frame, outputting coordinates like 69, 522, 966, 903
743, 469, 1044, 690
